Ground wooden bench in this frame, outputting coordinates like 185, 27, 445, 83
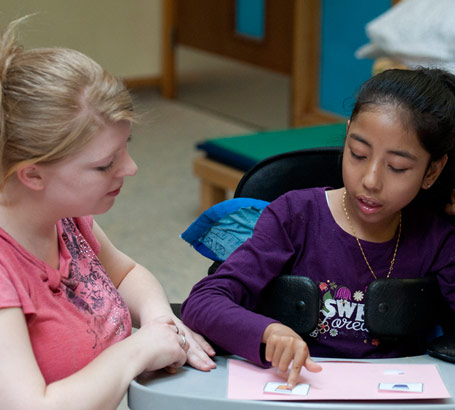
192, 123, 346, 212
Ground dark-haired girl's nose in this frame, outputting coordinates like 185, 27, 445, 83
362, 162, 382, 192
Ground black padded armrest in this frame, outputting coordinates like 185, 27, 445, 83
428, 331, 455, 363
170, 303, 181, 319
364, 277, 439, 337
428, 306, 455, 363
256, 275, 319, 335
208, 260, 223, 275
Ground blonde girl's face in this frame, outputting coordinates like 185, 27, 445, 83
39, 120, 138, 218
342, 105, 439, 231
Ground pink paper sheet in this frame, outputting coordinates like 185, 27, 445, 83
227, 359, 451, 401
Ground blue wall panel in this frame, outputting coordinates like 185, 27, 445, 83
235, 0, 265, 40
320, 0, 390, 117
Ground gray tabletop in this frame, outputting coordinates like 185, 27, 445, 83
128, 355, 454, 410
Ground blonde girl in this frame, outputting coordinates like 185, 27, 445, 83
0, 17, 215, 410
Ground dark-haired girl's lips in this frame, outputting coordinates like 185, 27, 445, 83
357, 197, 382, 215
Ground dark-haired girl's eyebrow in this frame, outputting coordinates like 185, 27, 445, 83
387, 149, 417, 161
348, 133, 417, 161
348, 133, 371, 147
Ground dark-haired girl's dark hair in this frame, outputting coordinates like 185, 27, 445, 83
350, 68, 455, 213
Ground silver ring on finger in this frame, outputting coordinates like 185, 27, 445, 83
180, 334, 186, 348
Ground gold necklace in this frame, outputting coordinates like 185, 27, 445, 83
342, 189, 401, 280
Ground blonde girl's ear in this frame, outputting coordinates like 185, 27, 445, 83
422, 154, 448, 190
16, 165, 45, 191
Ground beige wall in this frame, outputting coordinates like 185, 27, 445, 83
0, 0, 162, 79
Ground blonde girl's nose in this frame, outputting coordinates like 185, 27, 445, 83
126, 155, 138, 177
119, 150, 138, 177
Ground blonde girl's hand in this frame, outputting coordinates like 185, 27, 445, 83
144, 314, 216, 372
172, 318, 217, 371
262, 323, 322, 389
134, 320, 188, 373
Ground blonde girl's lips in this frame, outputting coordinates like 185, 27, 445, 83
107, 186, 122, 197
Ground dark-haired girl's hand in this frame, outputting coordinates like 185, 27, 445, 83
262, 323, 322, 389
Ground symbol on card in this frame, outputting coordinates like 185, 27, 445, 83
393, 384, 409, 390
378, 383, 424, 393
264, 382, 310, 396
275, 384, 291, 392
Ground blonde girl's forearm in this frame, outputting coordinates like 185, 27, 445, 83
117, 263, 174, 327
93, 222, 174, 327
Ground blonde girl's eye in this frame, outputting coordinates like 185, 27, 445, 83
96, 161, 114, 172
94, 135, 131, 172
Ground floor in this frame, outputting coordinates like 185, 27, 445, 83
176, 47, 290, 131
97, 46, 289, 409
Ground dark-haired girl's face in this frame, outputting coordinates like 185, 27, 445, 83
342, 105, 444, 235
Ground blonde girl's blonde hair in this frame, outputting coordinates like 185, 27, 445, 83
0, 16, 135, 188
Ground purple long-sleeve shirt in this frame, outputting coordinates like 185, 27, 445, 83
181, 188, 455, 365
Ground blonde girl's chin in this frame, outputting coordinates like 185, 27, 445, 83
82, 199, 117, 217
96, 202, 116, 215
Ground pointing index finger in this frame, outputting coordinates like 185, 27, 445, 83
286, 349, 305, 390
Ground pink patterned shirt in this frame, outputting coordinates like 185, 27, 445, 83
0, 216, 132, 383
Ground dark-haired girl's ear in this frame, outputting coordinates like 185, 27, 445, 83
16, 165, 45, 191
444, 189, 455, 216
422, 154, 448, 190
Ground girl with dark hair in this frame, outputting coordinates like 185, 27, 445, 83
182, 68, 455, 389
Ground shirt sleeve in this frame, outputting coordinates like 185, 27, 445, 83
0, 265, 21, 309
0, 261, 36, 315
181, 193, 300, 366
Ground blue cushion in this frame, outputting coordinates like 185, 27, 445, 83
181, 198, 270, 261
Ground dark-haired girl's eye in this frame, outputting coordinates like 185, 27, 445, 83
350, 150, 366, 160
388, 165, 407, 174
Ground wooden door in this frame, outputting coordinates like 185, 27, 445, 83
173, 0, 292, 74
162, 0, 344, 126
